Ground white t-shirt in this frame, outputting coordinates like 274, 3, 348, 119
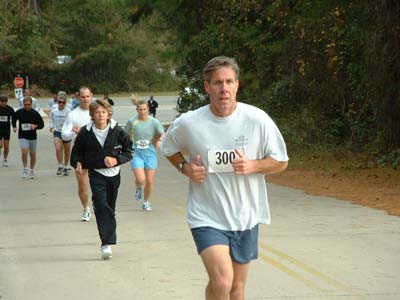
92, 123, 120, 177
61, 107, 90, 141
50, 107, 71, 132
161, 102, 288, 231
47, 99, 57, 109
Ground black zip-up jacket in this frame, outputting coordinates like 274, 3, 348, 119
70, 119, 133, 170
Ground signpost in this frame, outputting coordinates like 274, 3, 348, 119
14, 75, 24, 100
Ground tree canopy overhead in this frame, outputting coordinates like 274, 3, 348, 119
0, 0, 178, 93
141, 0, 400, 162
1, 0, 399, 164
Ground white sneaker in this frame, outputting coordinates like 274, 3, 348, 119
29, 170, 35, 179
3, 159, 8, 167
21, 168, 28, 178
135, 188, 143, 201
56, 166, 63, 175
142, 201, 152, 211
81, 209, 91, 222
101, 245, 112, 260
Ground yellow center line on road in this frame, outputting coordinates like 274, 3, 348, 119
259, 242, 362, 299
160, 202, 361, 298
172, 205, 185, 216
159, 201, 185, 216
259, 252, 330, 294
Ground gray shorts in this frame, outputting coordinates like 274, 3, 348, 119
19, 138, 37, 152
191, 225, 259, 264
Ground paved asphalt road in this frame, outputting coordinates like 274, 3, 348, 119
0, 97, 399, 299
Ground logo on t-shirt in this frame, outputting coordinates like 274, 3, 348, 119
235, 135, 248, 154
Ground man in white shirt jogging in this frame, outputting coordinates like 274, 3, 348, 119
62, 87, 92, 221
161, 56, 288, 300
18, 89, 41, 112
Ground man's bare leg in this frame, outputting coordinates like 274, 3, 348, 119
201, 245, 250, 300
75, 169, 90, 221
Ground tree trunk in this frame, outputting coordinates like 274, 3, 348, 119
30, 0, 38, 14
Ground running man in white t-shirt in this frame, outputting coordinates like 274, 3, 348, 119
62, 87, 92, 221
17, 89, 41, 113
161, 56, 288, 300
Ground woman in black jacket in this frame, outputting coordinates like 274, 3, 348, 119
71, 100, 132, 260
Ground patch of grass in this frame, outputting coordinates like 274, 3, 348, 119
287, 145, 386, 173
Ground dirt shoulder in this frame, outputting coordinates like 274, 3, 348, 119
268, 166, 400, 217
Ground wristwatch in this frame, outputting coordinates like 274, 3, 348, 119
178, 160, 186, 173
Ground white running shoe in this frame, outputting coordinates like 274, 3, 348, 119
135, 188, 143, 201
81, 209, 91, 222
3, 159, 8, 167
101, 245, 112, 260
56, 166, 63, 175
29, 170, 35, 179
142, 201, 152, 211
21, 168, 28, 178
63, 168, 69, 176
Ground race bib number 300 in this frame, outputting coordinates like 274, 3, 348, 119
208, 149, 236, 173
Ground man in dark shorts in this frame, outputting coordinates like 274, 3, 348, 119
0, 95, 16, 167
161, 56, 288, 299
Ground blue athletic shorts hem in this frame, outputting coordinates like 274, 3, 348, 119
131, 149, 158, 170
191, 225, 259, 264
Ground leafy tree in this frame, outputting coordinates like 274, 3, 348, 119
139, 0, 400, 162
0, 0, 178, 93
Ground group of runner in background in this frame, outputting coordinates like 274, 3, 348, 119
0, 56, 288, 300
0, 88, 164, 260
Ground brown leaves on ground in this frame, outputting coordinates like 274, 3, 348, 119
268, 167, 400, 217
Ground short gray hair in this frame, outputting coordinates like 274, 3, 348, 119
57, 91, 67, 100
202, 56, 240, 82
79, 86, 92, 95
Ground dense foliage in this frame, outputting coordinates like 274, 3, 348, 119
1, 0, 399, 165
144, 0, 400, 165
0, 0, 178, 93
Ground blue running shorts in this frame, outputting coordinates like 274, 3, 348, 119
131, 148, 158, 170
191, 225, 259, 264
